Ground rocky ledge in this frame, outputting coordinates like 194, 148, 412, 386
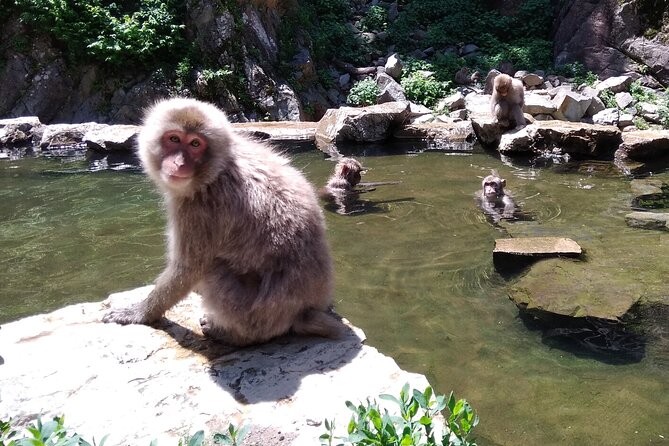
0, 286, 434, 445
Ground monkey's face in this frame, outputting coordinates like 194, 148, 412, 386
494, 75, 511, 96
159, 129, 207, 188
483, 176, 505, 199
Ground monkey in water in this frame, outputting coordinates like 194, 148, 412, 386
477, 170, 517, 224
319, 157, 401, 215
490, 73, 526, 129
319, 157, 367, 215
102, 98, 343, 346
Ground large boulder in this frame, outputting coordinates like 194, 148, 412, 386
314, 102, 411, 151
497, 121, 621, 157
554, 0, 669, 85
0, 286, 436, 446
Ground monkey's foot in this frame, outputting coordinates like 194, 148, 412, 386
102, 304, 155, 325
199, 315, 227, 340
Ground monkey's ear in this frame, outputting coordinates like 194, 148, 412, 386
340, 165, 350, 175
501, 179, 506, 188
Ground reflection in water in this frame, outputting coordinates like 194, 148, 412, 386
1, 147, 668, 446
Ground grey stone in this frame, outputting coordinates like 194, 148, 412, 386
0, 287, 436, 446
625, 211, 669, 230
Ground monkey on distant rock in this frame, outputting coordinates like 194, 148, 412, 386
490, 73, 526, 129
102, 98, 343, 346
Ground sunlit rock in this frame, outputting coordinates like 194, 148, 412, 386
493, 237, 582, 257
84, 124, 140, 152
314, 102, 411, 150
0, 286, 435, 446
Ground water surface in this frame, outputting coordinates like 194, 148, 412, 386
1, 146, 667, 446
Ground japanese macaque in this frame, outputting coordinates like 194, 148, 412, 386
102, 98, 343, 346
477, 170, 517, 223
454, 67, 481, 85
319, 157, 368, 215
490, 73, 526, 129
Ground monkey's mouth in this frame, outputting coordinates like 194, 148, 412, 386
164, 174, 193, 186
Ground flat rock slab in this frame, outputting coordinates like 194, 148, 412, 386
0, 286, 434, 446
233, 122, 317, 142
493, 237, 582, 257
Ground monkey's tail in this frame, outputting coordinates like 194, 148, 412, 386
292, 308, 345, 340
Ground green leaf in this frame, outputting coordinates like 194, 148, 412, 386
187, 430, 204, 446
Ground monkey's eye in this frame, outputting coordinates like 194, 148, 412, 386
169, 135, 180, 143
191, 139, 201, 148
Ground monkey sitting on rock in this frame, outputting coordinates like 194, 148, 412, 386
490, 73, 526, 129
102, 98, 344, 346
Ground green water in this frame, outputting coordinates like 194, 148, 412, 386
1, 148, 668, 445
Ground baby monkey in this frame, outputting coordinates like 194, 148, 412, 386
477, 170, 517, 224
319, 157, 400, 215
103, 98, 343, 346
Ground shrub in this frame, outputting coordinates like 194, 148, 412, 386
629, 79, 657, 103
599, 89, 618, 108
347, 78, 379, 106
1, 415, 108, 446
16, 0, 186, 68
360, 5, 387, 32
320, 384, 479, 446
401, 72, 451, 108
633, 116, 650, 130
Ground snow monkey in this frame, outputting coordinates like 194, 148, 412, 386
102, 98, 343, 346
478, 169, 517, 223
490, 73, 526, 129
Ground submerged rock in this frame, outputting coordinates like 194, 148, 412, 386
0, 286, 435, 446
625, 211, 669, 230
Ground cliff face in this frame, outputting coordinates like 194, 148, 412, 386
1, 0, 668, 124
553, 0, 669, 87
0, 1, 318, 124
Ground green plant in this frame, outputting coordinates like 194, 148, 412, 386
629, 80, 657, 103
600, 89, 618, 108
574, 70, 599, 87
360, 5, 387, 32
401, 72, 451, 108
213, 423, 249, 446
175, 431, 205, 446
347, 78, 380, 106
1, 415, 108, 446
16, 0, 186, 68
633, 116, 650, 130
320, 384, 478, 446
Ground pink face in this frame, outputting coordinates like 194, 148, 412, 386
483, 177, 505, 199
159, 130, 207, 183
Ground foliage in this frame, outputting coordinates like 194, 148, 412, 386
1, 415, 107, 446
388, 0, 554, 68
360, 5, 387, 32
279, 0, 367, 66
320, 384, 478, 446
15, 0, 186, 68
574, 70, 599, 87
555, 62, 586, 79
401, 72, 452, 108
599, 89, 618, 108
212, 423, 250, 446
633, 116, 650, 130
347, 78, 380, 106
629, 80, 657, 103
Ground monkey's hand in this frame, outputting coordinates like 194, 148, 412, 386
102, 303, 159, 325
